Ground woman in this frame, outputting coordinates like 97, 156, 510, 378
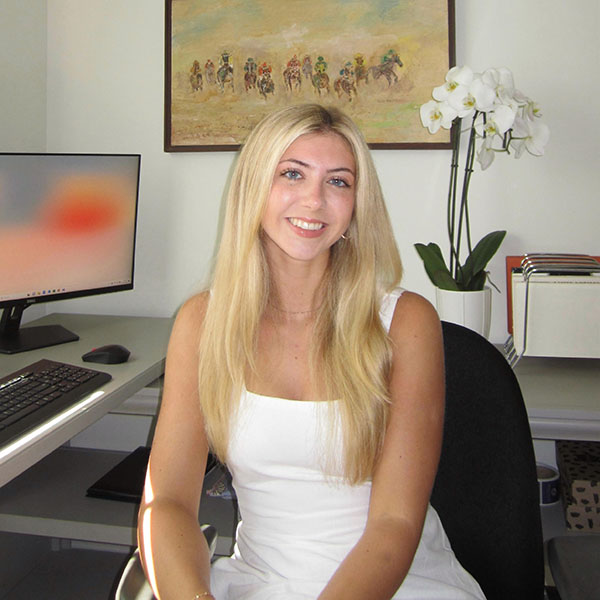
138, 104, 485, 600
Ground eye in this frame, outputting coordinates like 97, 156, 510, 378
328, 177, 351, 188
281, 169, 302, 181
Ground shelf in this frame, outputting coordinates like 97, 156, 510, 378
2, 547, 128, 600
0, 446, 237, 555
512, 355, 600, 442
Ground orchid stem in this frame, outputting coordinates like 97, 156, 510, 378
448, 120, 461, 277
454, 112, 478, 282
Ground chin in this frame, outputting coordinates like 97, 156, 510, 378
273, 241, 333, 264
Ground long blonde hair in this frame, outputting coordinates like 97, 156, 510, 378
199, 104, 402, 484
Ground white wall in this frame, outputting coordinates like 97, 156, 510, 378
8, 1, 600, 342
0, 0, 46, 151
0, 0, 47, 323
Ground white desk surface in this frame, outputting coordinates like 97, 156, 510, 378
0, 313, 173, 487
512, 354, 600, 441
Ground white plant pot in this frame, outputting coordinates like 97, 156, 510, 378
435, 286, 492, 339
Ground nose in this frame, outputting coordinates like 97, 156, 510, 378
302, 180, 326, 210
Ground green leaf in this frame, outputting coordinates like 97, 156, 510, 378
465, 270, 487, 291
414, 243, 460, 290
462, 231, 506, 289
433, 269, 461, 290
454, 263, 470, 289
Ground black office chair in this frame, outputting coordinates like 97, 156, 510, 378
431, 321, 545, 600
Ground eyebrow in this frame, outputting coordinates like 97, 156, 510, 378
279, 158, 355, 175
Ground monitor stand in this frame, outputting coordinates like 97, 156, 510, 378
0, 304, 79, 354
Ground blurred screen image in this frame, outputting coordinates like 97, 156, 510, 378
0, 154, 139, 305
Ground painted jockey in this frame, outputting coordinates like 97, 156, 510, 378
382, 49, 396, 64
315, 56, 327, 74
258, 62, 272, 77
244, 58, 257, 75
339, 61, 354, 80
287, 54, 301, 74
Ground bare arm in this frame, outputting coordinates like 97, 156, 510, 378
318, 292, 445, 600
137, 294, 214, 600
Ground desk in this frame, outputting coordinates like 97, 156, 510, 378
511, 354, 599, 550
513, 355, 600, 442
0, 313, 174, 596
0, 313, 237, 575
0, 313, 174, 487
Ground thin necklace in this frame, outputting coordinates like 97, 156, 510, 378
268, 302, 321, 315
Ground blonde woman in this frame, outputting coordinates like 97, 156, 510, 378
138, 104, 485, 600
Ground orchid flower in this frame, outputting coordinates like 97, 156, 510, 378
420, 100, 457, 134
446, 71, 496, 118
511, 116, 550, 157
476, 137, 496, 170
482, 67, 517, 105
521, 99, 542, 121
433, 65, 474, 101
475, 104, 516, 138
469, 76, 497, 112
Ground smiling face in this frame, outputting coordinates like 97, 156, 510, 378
261, 131, 356, 268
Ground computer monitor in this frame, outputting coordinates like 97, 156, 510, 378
0, 153, 140, 354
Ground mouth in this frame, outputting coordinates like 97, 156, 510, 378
287, 217, 325, 231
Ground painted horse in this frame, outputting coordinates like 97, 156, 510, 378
302, 56, 313, 81
190, 60, 203, 92
283, 66, 302, 92
244, 70, 257, 92
311, 71, 330, 96
368, 51, 403, 86
244, 59, 257, 92
217, 64, 234, 92
258, 72, 275, 99
334, 76, 356, 101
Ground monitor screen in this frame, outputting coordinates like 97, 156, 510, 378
0, 153, 140, 353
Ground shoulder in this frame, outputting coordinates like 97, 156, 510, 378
169, 291, 210, 350
175, 291, 210, 329
388, 291, 442, 352
392, 290, 439, 322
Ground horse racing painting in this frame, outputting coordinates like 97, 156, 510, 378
165, 0, 455, 151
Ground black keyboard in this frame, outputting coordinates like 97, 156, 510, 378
0, 359, 112, 448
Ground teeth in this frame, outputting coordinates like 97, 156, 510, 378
289, 217, 324, 231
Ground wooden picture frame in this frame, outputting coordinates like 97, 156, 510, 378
165, 0, 455, 151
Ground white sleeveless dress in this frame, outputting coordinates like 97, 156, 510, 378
210, 289, 485, 599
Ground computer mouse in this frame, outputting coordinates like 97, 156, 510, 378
82, 344, 131, 364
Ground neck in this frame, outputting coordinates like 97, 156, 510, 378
265, 250, 328, 316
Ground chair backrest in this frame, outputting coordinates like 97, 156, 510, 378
431, 321, 544, 600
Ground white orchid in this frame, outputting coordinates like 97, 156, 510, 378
416, 65, 549, 292
482, 67, 517, 104
469, 77, 497, 112
420, 100, 457, 134
510, 116, 551, 157
477, 137, 496, 171
433, 65, 474, 101
475, 104, 516, 138
421, 64, 548, 164
521, 99, 542, 121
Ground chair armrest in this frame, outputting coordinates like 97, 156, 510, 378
115, 524, 218, 600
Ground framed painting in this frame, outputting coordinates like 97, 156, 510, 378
165, 0, 455, 151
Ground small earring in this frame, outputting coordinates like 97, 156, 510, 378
340, 233, 348, 240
